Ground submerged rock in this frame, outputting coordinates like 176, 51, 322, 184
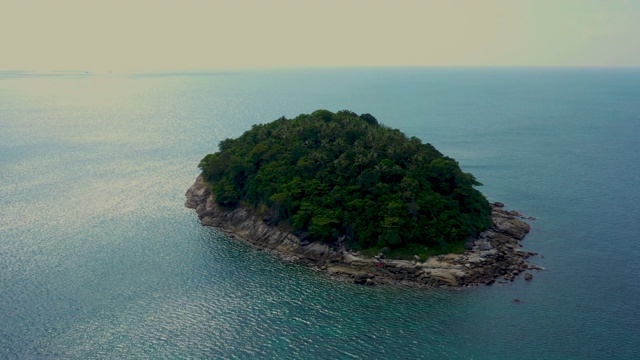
525, 273, 533, 281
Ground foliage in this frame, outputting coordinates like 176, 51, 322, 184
199, 110, 492, 254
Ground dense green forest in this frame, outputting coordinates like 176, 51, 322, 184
199, 110, 492, 257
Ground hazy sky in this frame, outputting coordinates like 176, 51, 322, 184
2, 0, 639, 72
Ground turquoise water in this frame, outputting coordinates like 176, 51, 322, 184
1, 68, 639, 359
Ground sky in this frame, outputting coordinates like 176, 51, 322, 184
1, 0, 639, 72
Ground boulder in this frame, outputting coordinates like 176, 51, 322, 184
493, 213, 531, 240
466, 253, 486, 264
479, 249, 498, 257
300, 242, 329, 259
354, 273, 370, 285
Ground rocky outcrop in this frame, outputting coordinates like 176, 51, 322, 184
186, 175, 542, 288
186, 175, 338, 263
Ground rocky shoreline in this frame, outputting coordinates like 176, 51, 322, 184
186, 175, 542, 288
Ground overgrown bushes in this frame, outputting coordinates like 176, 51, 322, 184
199, 110, 491, 255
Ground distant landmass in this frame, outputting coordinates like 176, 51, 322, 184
187, 110, 540, 286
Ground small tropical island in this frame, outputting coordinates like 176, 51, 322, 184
186, 110, 540, 287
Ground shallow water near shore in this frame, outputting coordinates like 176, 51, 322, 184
1, 68, 640, 358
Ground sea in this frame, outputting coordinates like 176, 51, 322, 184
1, 68, 639, 359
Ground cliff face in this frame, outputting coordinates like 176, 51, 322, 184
186, 175, 340, 262
186, 175, 540, 288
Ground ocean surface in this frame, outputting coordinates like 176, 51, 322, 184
1, 68, 639, 359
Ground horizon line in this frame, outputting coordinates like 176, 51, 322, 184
2, 65, 640, 76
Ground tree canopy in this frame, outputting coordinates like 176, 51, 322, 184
199, 110, 492, 256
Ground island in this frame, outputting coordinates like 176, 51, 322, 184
186, 110, 540, 287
